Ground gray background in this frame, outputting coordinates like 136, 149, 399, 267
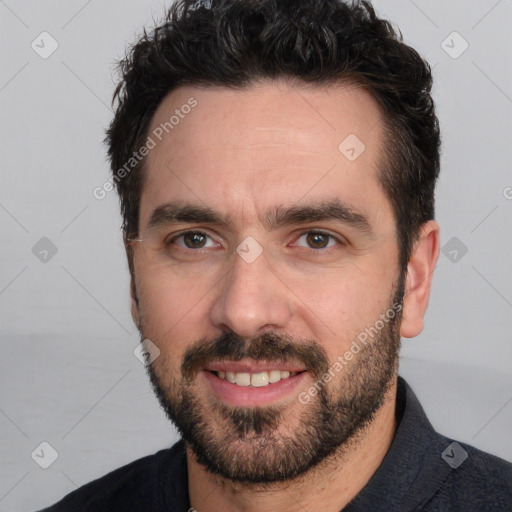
1, 1, 511, 510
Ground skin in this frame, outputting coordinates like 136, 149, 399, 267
129, 79, 440, 511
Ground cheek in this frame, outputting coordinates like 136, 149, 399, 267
135, 266, 214, 346
290, 262, 396, 352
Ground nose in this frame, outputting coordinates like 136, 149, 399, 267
209, 250, 292, 338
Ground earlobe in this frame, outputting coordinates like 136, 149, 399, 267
400, 220, 440, 338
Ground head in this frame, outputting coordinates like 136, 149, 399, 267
105, 0, 440, 484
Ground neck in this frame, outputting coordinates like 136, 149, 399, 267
187, 379, 398, 512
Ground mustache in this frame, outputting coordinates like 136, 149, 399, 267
181, 332, 330, 382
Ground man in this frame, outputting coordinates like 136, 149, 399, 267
40, 0, 512, 510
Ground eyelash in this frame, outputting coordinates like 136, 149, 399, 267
167, 230, 344, 251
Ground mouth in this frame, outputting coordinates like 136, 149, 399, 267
202, 360, 308, 406
209, 369, 304, 387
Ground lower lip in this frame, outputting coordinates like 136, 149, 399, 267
202, 370, 307, 407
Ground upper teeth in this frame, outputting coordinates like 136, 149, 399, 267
216, 370, 298, 387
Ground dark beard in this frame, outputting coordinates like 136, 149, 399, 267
144, 279, 404, 485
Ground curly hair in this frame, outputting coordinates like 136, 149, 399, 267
105, 0, 440, 273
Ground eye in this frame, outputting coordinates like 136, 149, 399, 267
169, 231, 220, 249
293, 231, 340, 250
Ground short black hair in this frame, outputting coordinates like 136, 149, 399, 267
106, 0, 440, 273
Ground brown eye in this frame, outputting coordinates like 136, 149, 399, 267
305, 232, 331, 249
169, 231, 217, 249
182, 232, 208, 248
292, 231, 342, 251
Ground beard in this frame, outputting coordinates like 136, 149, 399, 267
141, 277, 404, 486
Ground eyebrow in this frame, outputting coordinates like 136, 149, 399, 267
264, 200, 373, 235
145, 199, 373, 236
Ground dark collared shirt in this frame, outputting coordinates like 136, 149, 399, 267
39, 377, 512, 511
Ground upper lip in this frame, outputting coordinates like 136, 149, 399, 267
204, 359, 306, 373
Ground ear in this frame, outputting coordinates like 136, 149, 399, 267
130, 277, 141, 329
125, 240, 141, 329
400, 220, 440, 338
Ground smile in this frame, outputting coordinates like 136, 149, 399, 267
212, 370, 301, 387
202, 367, 308, 407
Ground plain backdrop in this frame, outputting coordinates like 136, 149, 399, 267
1, 1, 511, 510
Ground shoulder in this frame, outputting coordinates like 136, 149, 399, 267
37, 440, 187, 512
428, 436, 512, 511
392, 378, 512, 511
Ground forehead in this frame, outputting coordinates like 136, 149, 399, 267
140, 80, 390, 231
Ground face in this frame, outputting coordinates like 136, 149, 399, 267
130, 80, 405, 483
